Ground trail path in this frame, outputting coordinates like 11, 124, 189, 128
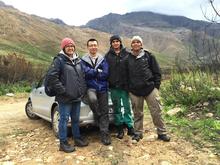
0, 98, 219, 165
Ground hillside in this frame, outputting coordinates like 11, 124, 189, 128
0, 3, 116, 65
0, 2, 191, 67
85, 11, 220, 61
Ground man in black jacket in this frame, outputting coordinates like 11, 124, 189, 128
106, 35, 135, 139
47, 38, 88, 152
127, 36, 170, 142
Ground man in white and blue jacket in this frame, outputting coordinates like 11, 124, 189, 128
81, 38, 111, 145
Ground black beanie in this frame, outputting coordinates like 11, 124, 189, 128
110, 35, 122, 44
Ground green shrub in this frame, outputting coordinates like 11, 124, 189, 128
161, 70, 220, 153
215, 102, 220, 117
161, 70, 220, 106
165, 113, 220, 151
0, 82, 31, 96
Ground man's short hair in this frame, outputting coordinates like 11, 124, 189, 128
87, 38, 98, 46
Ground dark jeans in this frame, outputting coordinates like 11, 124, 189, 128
87, 89, 109, 134
58, 101, 81, 142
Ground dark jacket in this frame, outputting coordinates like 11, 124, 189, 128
105, 47, 129, 90
48, 52, 87, 103
128, 49, 161, 96
81, 54, 109, 92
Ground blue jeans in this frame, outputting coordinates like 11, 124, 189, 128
58, 101, 81, 142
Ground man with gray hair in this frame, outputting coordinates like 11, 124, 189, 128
127, 35, 170, 142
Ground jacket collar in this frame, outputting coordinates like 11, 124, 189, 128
131, 48, 145, 59
108, 47, 127, 57
59, 50, 78, 60
82, 53, 104, 68
58, 50, 80, 65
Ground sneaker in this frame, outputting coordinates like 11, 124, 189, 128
59, 141, 75, 153
74, 137, 89, 147
158, 134, 170, 142
101, 133, 111, 145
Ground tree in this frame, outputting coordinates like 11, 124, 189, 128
201, 0, 220, 23
184, 0, 220, 80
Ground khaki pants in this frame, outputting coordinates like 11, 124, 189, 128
129, 88, 167, 135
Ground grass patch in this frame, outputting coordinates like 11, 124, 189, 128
12, 128, 30, 137
161, 71, 220, 154
153, 51, 174, 67
165, 114, 220, 153
0, 82, 31, 96
0, 40, 54, 65
161, 71, 220, 106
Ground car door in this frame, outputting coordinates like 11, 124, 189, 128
31, 78, 55, 119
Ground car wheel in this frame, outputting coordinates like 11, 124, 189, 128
25, 100, 39, 120
52, 106, 59, 138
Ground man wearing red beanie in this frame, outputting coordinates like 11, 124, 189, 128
46, 37, 88, 153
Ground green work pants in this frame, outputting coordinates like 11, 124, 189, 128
110, 88, 133, 128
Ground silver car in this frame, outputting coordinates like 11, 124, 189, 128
25, 78, 114, 137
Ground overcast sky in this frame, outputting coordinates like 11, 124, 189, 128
2, 0, 220, 26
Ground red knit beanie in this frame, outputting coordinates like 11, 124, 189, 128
60, 38, 75, 49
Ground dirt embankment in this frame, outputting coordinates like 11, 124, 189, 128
0, 97, 219, 165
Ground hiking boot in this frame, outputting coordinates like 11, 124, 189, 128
101, 133, 111, 145
136, 132, 143, 139
131, 134, 141, 142
116, 125, 124, 139
127, 127, 135, 136
131, 132, 143, 142
59, 141, 75, 153
158, 134, 170, 142
74, 137, 89, 147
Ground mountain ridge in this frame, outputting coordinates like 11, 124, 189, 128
85, 11, 220, 61
86, 11, 220, 35
1, 1, 212, 67
0, 5, 120, 65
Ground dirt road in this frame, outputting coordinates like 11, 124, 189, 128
0, 98, 219, 165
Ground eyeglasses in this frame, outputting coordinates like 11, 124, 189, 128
65, 45, 74, 48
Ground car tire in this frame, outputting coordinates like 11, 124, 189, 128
25, 100, 40, 120
52, 106, 59, 138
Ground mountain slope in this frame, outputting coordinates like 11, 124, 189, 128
0, 2, 183, 67
0, 4, 113, 64
85, 11, 220, 60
